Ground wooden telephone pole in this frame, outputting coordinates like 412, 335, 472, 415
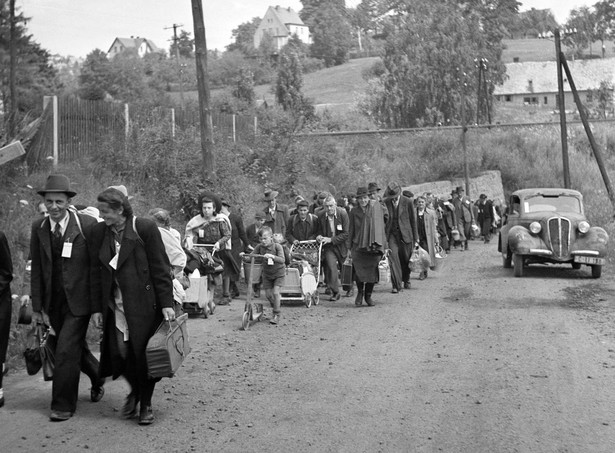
191, 0, 215, 178
165, 23, 185, 110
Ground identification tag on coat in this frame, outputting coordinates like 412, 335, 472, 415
61, 242, 73, 258
198, 229, 204, 238
336, 224, 342, 231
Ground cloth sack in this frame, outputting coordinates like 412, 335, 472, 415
409, 246, 430, 273
378, 252, 391, 284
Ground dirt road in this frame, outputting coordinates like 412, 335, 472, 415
2, 240, 615, 452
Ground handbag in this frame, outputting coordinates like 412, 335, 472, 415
146, 313, 191, 379
23, 324, 55, 379
409, 246, 430, 273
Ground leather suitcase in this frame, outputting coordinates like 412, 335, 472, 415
146, 313, 191, 378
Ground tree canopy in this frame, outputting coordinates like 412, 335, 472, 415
358, 0, 513, 128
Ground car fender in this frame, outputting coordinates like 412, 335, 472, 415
507, 225, 546, 255
572, 227, 609, 256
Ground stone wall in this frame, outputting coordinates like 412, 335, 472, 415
404, 170, 505, 203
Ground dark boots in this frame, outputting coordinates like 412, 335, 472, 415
364, 283, 375, 306
354, 282, 364, 306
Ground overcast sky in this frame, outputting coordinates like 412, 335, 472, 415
18, 0, 593, 58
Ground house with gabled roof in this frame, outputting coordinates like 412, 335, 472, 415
494, 59, 615, 109
253, 5, 311, 51
107, 36, 164, 59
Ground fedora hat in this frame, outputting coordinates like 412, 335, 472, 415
356, 186, 369, 197
367, 182, 381, 194
384, 181, 401, 199
37, 174, 76, 197
263, 189, 279, 202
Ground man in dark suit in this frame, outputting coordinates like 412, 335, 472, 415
384, 182, 418, 293
263, 189, 290, 238
30, 174, 104, 422
316, 195, 349, 301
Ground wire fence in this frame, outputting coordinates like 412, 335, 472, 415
27, 96, 258, 168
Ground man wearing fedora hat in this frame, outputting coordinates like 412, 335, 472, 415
475, 193, 494, 243
452, 186, 474, 250
262, 189, 289, 239
30, 174, 104, 421
384, 182, 418, 293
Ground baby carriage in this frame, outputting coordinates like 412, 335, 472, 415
182, 244, 221, 318
279, 240, 322, 308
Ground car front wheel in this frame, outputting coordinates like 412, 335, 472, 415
513, 254, 524, 277
591, 265, 602, 279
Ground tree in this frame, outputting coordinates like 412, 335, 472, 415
305, 1, 353, 66
358, 0, 511, 128
275, 48, 313, 118
594, 0, 615, 55
78, 49, 112, 100
0, 0, 58, 131
563, 7, 596, 58
232, 67, 255, 105
227, 17, 261, 55
507, 8, 559, 39
169, 30, 194, 59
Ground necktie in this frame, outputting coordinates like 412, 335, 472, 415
53, 223, 62, 247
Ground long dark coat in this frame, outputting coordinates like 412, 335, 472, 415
88, 216, 174, 378
30, 211, 96, 316
0, 231, 13, 363
384, 195, 418, 245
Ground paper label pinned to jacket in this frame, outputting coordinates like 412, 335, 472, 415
61, 242, 73, 258
109, 254, 119, 270
336, 224, 342, 231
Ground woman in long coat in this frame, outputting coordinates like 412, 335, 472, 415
415, 196, 439, 280
89, 188, 175, 425
346, 187, 387, 306
0, 230, 13, 407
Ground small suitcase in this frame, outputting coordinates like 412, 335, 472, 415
146, 313, 191, 378
341, 258, 353, 291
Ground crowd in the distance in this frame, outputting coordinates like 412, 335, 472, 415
0, 173, 501, 426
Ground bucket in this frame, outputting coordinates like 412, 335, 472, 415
432, 245, 446, 271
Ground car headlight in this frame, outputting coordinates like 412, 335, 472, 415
529, 222, 542, 234
578, 221, 590, 234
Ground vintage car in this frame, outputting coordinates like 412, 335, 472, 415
498, 188, 609, 278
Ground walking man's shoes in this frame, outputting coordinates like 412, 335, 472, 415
391, 288, 398, 294
90, 383, 105, 402
330, 292, 340, 301
122, 393, 138, 419
403, 281, 411, 290
50, 410, 73, 422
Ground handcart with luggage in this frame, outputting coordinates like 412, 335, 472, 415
280, 240, 322, 307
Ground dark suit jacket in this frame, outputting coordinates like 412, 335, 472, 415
30, 211, 96, 316
286, 213, 318, 243
316, 207, 349, 257
88, 216, 173, 377
385, 195, 418, 245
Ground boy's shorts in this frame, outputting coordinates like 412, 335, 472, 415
261, 275, 284, 289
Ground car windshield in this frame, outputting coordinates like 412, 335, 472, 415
523, 194, 582, 213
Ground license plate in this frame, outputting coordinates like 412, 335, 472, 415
574, 256, 605, 265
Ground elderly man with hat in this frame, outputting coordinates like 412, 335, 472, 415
384, 182, 418, 293
30, 174, 104, 421
475, 193, 495, 244
262, 189, 290, 239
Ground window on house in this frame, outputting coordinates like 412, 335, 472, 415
544, 97, 548, 105
505, 95, 512, 102
531, 97, 538, 104
586, 92, 593, 103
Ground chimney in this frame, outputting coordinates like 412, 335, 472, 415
528, 79, 533, 92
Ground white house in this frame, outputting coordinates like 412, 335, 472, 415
253, 5, 311, 51
494, 59, 615, 109
107, 37, 164, 59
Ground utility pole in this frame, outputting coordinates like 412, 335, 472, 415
458, 68, 470, 197
555, 29, 571, 188
9, 0, 17, 138
191, 0, 215, 178
165, 23, 185, 110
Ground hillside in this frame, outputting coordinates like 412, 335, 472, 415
253, 57, 377, 111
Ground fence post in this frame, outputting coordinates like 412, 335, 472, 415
232, 114, 236, 142
170, 108, 176, 138
124, 103, 129, 152
43, 95, 59, 170
254, 116, 257, 137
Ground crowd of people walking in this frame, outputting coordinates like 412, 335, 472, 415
0, 174, 501, 424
